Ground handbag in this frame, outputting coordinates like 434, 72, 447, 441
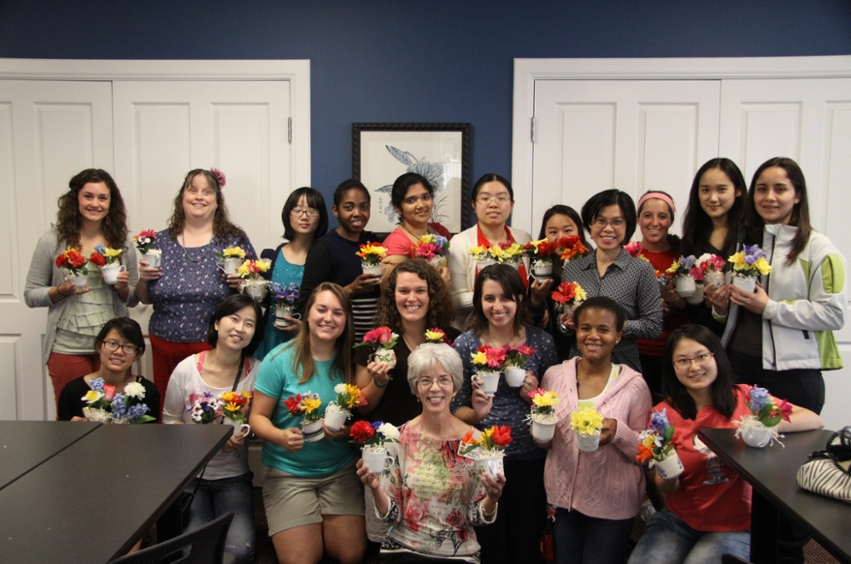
796, 426, 851, 503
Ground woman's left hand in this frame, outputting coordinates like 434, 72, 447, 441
520, 372, 539, 404
529, 278, 555, 308
479, 471, 506, 502
321, 420, 349, 441
223, 273, 242, 290
661, 281, 685, 310
222, 433, 247, 453
356, 458, 380, 491
729, 283, 769, 315
599, 418, 618, 446
275, 316, 302, 335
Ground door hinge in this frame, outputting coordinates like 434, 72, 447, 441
288, 117, 292, 144
530, 117, 536, 143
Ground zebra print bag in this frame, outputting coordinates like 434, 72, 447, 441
796, 426, 851, 503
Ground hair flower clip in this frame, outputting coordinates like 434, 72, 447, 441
210, 167, 227, 189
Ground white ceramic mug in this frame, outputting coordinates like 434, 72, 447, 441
362, 448, 394, 474
142, 250, 162, 268
225, 419, 250, 440
100, 263, 127, 285
477, 372, 500, 397
504, 366, 526, 387
222, 257, 242, 275
274, 304, 302, 328
362, 264, 387, 283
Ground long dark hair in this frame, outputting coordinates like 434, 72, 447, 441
471, 264, 531, 334
376, 259, 454, 333
680, 158, 747, 257
281, 187, 328, 242
662, 325, 737, 420
167, 169, 245, 241
745, 157, 811, 265
55, 169, 128, 250
537, 204, 589, 248
206, 294, 265, 358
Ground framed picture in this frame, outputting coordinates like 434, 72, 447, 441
352, 122, 471, 234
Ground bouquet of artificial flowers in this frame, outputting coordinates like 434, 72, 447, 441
425, 328, 449, 344
236, 259, 271, 301
557, 235, 589, 262
471, 345, 507, 396
188, 392, 225, 424
325, 383, 366, 431
525, 239, 559, 278
695, 253, 726, 288
221, 390, 253, 424
55, 249, 89, 287
410, 234, 450, 267
133, 229, 157, 254
551, 281, 587, 312
503, 344, 535, 387
350, 420, 400, 473
570, 406, 604, 452
82, 377, 154, 424
528, 389, 560, 442
356, 242, 387, 266
728, 244, 771, 293
636, 409, 683, 478
353, 326, 399, 367
734, 385, 792, 447
285, 391, 324, 441
489, 241, 525, 267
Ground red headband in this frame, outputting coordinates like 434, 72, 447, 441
637, 192, 676, 214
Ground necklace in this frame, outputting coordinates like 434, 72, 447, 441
180, 232, 213, 263
400, 223, 429, 242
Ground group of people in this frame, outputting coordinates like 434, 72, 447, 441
24, 155, 841, 564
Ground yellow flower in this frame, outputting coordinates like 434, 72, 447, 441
221, 391, 237, 402
502, 243, 524, 257
425, 329, 444, 342
104, 247, 123, 258
224, 401, 241, 412
300, 396, 322, 414
490, 245, 506, 259
532, 391, 559, 408
255, 259, 271, 273
236, 261, 251, 278
665, 258, 681, 275
419, 234, 436, 244
222, 246, 246, 258
642, 434, 656, 448
570, 407, 604, 435
469, 245, 489, 260
753, 257, 772, 276
574, 285, 587, 303
471, 351, 488, 366
729, 251, 748, 271
84, 390, 102, 402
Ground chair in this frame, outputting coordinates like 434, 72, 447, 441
109, 512, 234, 564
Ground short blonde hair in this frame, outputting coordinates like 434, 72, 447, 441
406, 343, 464, 395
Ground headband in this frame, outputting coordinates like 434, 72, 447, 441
637, 192, 676, 214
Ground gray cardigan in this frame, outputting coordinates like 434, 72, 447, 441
24, 229, 140, 364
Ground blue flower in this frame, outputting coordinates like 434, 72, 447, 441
127, 403, 150, 421
111, 394, 128, 417
90, 377, 105, 392
94, 244, 106, 255
649, 409, 670, 434
748, 386, 771, 413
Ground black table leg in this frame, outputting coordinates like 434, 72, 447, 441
157, 498, 183, 543
751, 489, 778, 564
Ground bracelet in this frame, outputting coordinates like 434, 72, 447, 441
372, 377, 389, 389
482, 501, 498, 519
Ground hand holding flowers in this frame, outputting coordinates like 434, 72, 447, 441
354, 326, 399, 367
82, 377, 154, 424
356, 242, 387, 266
734, 385, 792, 447
636, 409, 683, 478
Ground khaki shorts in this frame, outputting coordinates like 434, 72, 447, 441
262, 462, 365, 536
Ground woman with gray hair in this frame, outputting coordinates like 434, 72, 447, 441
357, 343, 506, 563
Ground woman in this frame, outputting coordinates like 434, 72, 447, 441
634, 191, 689, 398
299, 179, 381, 341
560, 189, 663, 373
58, 317, 159, 421
136, 168, 256, 404
628, 325, 824, 564
448, 174, 532, 330
538, 297, 651, 564
528, 205, 588, 362
357, 259, 459, 426
250, 283, 366, 564
256, 187, 328, 359
682, 158, 747, 336
25, 168, 139, 411
162, 294, 264, 564
708, 157, 845, 564
381, 172, 452, 285
452, 264, 557, 564
357, 343, 505, 563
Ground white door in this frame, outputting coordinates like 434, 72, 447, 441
0, 80, 114, 420
530, 80, 721, 238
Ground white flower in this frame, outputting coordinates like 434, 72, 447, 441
334, 383, 346, 394
377, 423, 400, 440
124, 382, 146, 399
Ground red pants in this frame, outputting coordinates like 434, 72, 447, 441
149, 334, 212, 417
47, 352, 101, 417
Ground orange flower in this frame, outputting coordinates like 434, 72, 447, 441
490, 425, 513, 447
636, 444, 654, 463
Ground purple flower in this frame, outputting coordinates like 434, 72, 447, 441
91, 377, 105, 393
743, 244, 768, 265
680, 256, 696, 270
111, 394, 128, 417
649, 409, 670, 434
127, 403, 150, 421
748, 386, 771, 413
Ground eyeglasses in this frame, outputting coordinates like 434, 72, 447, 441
476, 195, 512, 205
592, 217, 626, 229
102, 339, 139, 356
290, 208, 320, 218
417, 376, 454, 388
673, 352, 714, 370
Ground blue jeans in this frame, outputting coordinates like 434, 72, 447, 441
627, 509, 750, 564
553, 507, 634, 564
186, 472, 255, 564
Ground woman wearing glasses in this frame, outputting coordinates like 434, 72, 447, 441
58, 317, 160, 421
381, 172, 452, 285
448, 174, 531, 330
560, 190, 663, 373
255, 188, 329, 360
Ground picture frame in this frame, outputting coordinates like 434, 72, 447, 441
352, 122, 471, 234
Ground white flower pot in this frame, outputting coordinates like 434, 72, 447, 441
477, 371, 500, 397
100, 263, 126, 285
224, 419, 250, 439
362, 263, 387, 283
374, 348, 397, 368
685, 283, 705, 305
476, 454, 504, 479
575, 429, 601, 452
362, 446, 393, 474
504, 366, 526, 387
274, 303, 301, 328
741, 425, 773, 448
241, 281, 269, 302
532, 260, 552, 280
675, 274, 696, 297
531, 421, 556, 442
324, 405, 349, 432
505, 260, 522, 270
301, 419, 325, 442
66, 272, 90, 293
732, 275, 756, 293
428, 256, 444, 269
703, 270, 724, 288
223, 257, 242, 275
655, 451, 684, 479
142, 249, 162, 268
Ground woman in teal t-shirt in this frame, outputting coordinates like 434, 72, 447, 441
250, 282, 366, 564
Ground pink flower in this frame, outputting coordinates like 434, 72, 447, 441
103, 384, 116, 401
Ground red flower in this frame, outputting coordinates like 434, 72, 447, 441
551, 282, 578, 305
557, 235, 589, 261
461, 429, 476, 446
490, 425, 513, 447
89, 252, 106, 267
138, 229, 157, 239
446, 508, 464, 528
349, 420, 375, 443
283, 394, 303, 416
363, 326, 393, 345
103, 384, 116, 401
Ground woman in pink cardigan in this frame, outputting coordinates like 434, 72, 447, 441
537, 296, 652, 564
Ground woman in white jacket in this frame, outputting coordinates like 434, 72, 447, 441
708, 156, 846, 564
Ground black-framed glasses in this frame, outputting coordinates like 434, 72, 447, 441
673, 352, 714, 370
290, 208, 320, 218
102, 339, 139, 356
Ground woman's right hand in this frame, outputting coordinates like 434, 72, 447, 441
56, 280, 82, 298
356, 458, 381, 491
138, 260, 162, 282
704, 282, 731, 316
346, 272, 381, 295
274, 316, 303, 335
559, 309, 575, 331
366, 360, 393, 388
470, 376, 494, 422
280, 427, 305, 453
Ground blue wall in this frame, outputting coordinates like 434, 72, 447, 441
1, 0, 849, 203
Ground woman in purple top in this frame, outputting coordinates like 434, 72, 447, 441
136, 168, 256, 406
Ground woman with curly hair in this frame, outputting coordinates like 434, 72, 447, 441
25, 168, 139, 411
136, 168, 256, 405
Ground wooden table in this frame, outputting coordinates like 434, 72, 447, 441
0, 420, 100, 490
0, 423, 231, 563
698, 427, 851, 564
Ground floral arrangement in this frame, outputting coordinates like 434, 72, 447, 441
665, 255, 698, 278
284, 391, 323, 423
503, 344, 536, 368
236, 258, 271, 279
624, 241, 647, 259
82, 378, 154, 424
354, 326, 399, 351
570, 406, 604, 436
89, 244, 123, 266
331, 383, 366, 412
270, 281, 300, 305
743, 385, 792, 428
425, 328, 448, 344
188, 392, 225, 424
349, 420, 400, 447
695, 253, 725, 274
729, 244, 772, 278
524, 239, 559, 263
133, 229, 157, 254
469, 245, 492, 262
410, 234, 450, 261
529, 388, 559, 422
489, 241, 525, 264
557, 235, 589, 262
55, 249, 88, 277
356, 242, 387, 266
215, 246, 246, 261
471, 345, 508, 372
551, 281, 587, 308
460, 425, 513, 457
221, 390, 253, 424
636, 409, 677, 463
